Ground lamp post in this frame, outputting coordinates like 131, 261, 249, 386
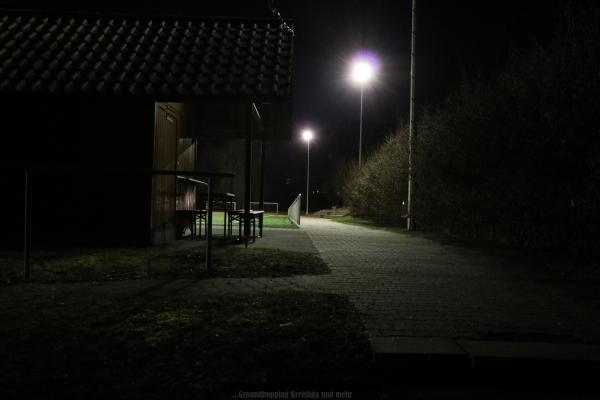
351, 54, 377, 167
301, 129, 314, 215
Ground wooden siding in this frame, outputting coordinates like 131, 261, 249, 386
151, 103, 200, 243
151, 105, 178, 244
176, 138, 199, 211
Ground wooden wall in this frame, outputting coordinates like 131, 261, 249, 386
151, 102, 199, 243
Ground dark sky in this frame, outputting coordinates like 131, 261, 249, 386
1, 0, 565, 206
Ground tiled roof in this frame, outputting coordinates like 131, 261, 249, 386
0, 11, 293, 100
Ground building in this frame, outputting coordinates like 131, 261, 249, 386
0, 10, 293, 247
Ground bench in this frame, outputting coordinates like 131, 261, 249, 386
227, 210, 264, 242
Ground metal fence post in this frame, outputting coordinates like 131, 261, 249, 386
244, 103, 252, 246
24, 168, 32, 280
206, 176, 213, 271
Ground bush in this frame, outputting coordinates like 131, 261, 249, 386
344, 130, 409, 225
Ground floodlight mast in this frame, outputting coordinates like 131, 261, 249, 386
301, 129, 314, 215
350, 56, 377, 167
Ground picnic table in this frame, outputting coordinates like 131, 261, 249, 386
206, 192, 236, 239
176, 177, 235, 241
227, 209, 264, 242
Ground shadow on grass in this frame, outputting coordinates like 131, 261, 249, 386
0, 245, 329, 284
0, 291, 373, 398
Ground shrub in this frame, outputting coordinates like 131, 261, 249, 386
344, 130, 409, 225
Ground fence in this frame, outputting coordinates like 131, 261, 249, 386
250, 201, 279, 214
287, 194, 302, 226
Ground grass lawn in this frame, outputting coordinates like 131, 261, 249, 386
261, 213, 299, 229
0, 290, 373, 398
0, 245, 328, 284
211, 213, 298, 229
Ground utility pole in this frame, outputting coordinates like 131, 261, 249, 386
406, 0, 416, 231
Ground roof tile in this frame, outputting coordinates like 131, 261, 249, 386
0, 11, 293, 100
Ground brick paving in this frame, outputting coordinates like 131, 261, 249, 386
294, 218, 600, 343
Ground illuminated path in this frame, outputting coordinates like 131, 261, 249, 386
297, 217, 600, 342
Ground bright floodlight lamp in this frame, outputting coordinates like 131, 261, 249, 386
301, 128, 314, 216
351, 60, 374, 85
349, 51, 379, 167
302, 129, 314, 142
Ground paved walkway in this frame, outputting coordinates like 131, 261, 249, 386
296, 218, 600, 342
221, 219, 600, 343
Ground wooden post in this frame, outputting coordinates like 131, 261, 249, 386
23, 168, 32, 280
206, 177, 213, 271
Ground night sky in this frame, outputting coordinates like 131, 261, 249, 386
1, 0, 564, 207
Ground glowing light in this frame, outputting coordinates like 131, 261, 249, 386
350, 51, 380, 86
302, 129, 314, 142
352, 61, 374, 83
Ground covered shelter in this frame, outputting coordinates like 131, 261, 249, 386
0, 10, 294, 254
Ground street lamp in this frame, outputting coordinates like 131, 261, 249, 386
301, 129, 314, 216
350, 52, 379, 167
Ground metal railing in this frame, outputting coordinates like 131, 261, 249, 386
287, 194, 302, 226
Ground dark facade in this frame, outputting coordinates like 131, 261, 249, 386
0, 95, 155, 246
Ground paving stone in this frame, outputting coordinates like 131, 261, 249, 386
297, 217, 600, 343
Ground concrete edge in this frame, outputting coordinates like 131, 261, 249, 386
456, 339, 600, 362
372, 336, 466, 356
372, 336, 600, 364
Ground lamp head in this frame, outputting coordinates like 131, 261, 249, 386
350, 51, 380, 86
351, 61, 374, 84
301, 129, 314, 142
